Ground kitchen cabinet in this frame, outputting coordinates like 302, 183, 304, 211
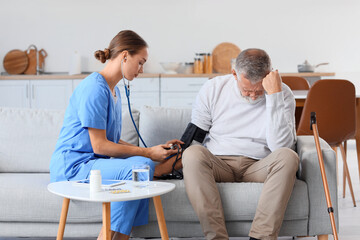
30, 80, 73, 109
73, 79, 82, 90
73, 77, 203, 109
1, 72, 334, 110
73, 77, 160, 110
118, 77, 160, 109
0, 80, 72, 109
160, 77, 208, 108
0, 80, 30, 108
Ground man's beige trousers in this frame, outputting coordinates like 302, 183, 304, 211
182, 145, 299, 240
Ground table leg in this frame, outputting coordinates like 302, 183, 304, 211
102, 202, 111, 240
57, 198, 70, 240
153, 196, 169, 240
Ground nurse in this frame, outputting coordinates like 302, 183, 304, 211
50, 30, 181, 240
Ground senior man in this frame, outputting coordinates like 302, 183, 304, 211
182, 48, 299, 240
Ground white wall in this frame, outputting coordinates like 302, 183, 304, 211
1, 0, 360, 87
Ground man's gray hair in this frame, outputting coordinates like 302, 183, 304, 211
235, 48, 272, 83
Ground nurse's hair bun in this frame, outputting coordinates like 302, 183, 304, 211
94, 48, 111, 63
94, 30, 148, 64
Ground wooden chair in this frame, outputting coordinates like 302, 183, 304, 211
297, 79, 357, 207
282, 76, 310, 130
282, 76, 310, 90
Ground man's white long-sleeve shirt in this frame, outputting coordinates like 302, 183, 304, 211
191, 74, 296, 159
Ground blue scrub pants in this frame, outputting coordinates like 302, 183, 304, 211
91, 156, 155, 235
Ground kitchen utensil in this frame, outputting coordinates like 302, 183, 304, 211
212, 42, 241, 73
177, 62, 194, 74
160, 62, 181, 74
3, 49, 29, 74
297, 60, 329, 73
24, 45, 48, 75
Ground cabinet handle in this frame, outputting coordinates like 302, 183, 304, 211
26, 85, 29, 99
188, 83, 203, 86
32, 85, 35, 99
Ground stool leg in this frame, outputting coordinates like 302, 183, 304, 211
340, 144, 357, 207
356, 98, 360, 182
332, 147, 339, 187
102, 202, 111, 240
356, 137, 360, 182
343, 141, 347, 198
153, 196, 169, 240
57, 198, 70, 240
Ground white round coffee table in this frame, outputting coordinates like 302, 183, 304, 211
48, 180, 175, 240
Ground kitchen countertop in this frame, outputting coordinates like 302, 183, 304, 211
161, 72, 335, 78
0, 72, 335, 80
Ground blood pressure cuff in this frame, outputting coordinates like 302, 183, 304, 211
180, 122, 208, 150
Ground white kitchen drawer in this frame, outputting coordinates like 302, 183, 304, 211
74, 78, 159, 92
0, 79, 72, 109
161, 77, 208, 92
30, 80, 73, 109
0, 80, 30, 108
73, 79, 82, 90
118, 78, 159, 92
161, 92, 199, 108
120, 91, 159, 109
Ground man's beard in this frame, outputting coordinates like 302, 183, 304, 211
240, 92, 265, 105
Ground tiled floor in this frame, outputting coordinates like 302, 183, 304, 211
1, 141, 359, 240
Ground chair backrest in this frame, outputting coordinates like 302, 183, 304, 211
297, 79, 356, 146
282, 76, 310, 90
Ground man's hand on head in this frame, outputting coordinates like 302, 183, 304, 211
262, 70, 282, 95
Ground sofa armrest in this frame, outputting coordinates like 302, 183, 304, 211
296, 135, 338, 236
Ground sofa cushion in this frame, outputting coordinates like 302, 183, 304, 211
0, 173, 102, 223
148, 179, 308, 222
139, 106, 192, 147
0, 108, 65, 173
0, 107, 139, 173
121, 108, 140, 146
0, 173, 308, 224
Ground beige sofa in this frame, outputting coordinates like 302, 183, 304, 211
0, 106, 338, 238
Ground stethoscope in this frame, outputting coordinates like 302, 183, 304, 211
121, 58, 148, 148
121, 58, 181, 176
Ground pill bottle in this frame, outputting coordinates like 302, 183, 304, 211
90, 170, 102, 192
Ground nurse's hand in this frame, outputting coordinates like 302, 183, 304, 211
147, 144, 178, 162
165, 139, 184, 150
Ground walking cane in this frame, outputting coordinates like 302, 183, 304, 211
310, 112, 339, 240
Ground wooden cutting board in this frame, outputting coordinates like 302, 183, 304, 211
3, 49, 29, 74
212, 42, 241, 73
24, 49, 47, 75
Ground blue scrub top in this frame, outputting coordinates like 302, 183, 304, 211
50, 72, 122, 182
